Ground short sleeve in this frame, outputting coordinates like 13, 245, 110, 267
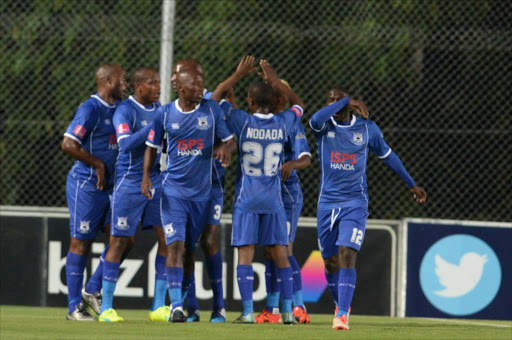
281, 104, 303, 132
113, 104, 133, 142
208, 101, 233, 142
146, 106, 166, 148
64, 101, 100, 144
292, 123, 311, 159
368, 121, 391, 159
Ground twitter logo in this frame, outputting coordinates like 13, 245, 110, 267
419, 234, 501, 316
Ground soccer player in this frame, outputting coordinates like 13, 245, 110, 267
95, 68, 169, 322
170, 59, 228, 323
256, 80, 312, 324
309, 87, 427, 330
61, 64, 127, 320
211, 57, 304, 324
141, 68, 233, 322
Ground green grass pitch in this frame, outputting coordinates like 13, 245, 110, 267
1, 305, 510, 339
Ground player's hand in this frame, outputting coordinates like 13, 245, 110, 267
281, 161, 295, 182
215, 143, 232, 168
349, 99, 369, 119
95, 161, 106, 191
411, 186, 427, 203
141, 176, 154, 200
258, 59, 279, 86
236, 56, 257, 78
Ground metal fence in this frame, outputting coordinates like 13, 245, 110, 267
1, 0, 511, 222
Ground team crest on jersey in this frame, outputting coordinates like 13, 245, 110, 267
116, 217, 129, 230
353, 132, 364, 145
172, 123, 180, 130
197, 116, 209, 130
327, 131, 336, 138
79, 220, 91, 233
164, 223, 176, 237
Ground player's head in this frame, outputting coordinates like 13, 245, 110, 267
175, 69, 204, 105
326, 87, 350, 120
247, 81, 274, 113
95, 64, 128, 101
172, 58, 205, 91
270, 79, 291, 113
131, 68, 160, 105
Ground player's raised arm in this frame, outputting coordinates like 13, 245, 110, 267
310, 96, 350, 131
259, 60, 304, 110
211, 56, 257, 102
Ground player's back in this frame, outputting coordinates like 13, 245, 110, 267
114, 97, 162, 182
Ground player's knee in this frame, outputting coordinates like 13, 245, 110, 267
263, 246, 273, 260
339, 246, 357, 267
69, 238, 91, 255
324, 256, 339, 274
200, 234, 217, 255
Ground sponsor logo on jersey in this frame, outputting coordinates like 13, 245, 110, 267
117, 123, 130, 134
148, 129, 155, 141
164, 223, 176, 237
197, 116, 209, 130
116, 217, 129, 230
172, 123, 180, 130
177, 138, 204, 156
353, 132, 364, 145
109, 133, 118, 150
246, 128, 284, 140
78, 220, 90, 233
327, 131, 335, 138
73, 124, 86, 139
330, 151, 356, 170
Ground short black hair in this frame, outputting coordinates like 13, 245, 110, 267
248, 81, 274, 108
131, 68, 157, 84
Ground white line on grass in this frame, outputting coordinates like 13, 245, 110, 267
424, 317, 512, 328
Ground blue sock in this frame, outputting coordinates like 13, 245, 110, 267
325, 269, 340, 306
100, 260, 120, 313
183, 275, 199, 312
166, 267, 183, 310
66, 252, 87, 314
85, 245, 109, 294
205, 252, 224, 310
288, 255, 304, 308
237, 265, 254, 316
151, 254, 167, 311
265, 260, 280, 312
277, 267, 293, 314
337, 268, 356, 317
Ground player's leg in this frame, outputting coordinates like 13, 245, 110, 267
332, 206, 367, 331
65, 175, 107, 321
264, 210, 295, 324
182, 248, 199, 321
200, 223, 226, 322
255, 247, 281, 323
148, 225, 169, 321
231, 209, 258, 323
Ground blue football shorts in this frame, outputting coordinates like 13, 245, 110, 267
111, 178, 162, 237
282, 183, 304, 243
161, 195, 209, 251
206, 186, 224, 226
316, 205, 369, 258
231, 207, 288, 247
66, 173, 111, 240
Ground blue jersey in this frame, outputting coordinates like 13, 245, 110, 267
207, 90, 226, 192
146, 99, 233, 201
225, 103, 304, 213
113, 96, 162, 184
310, 114, 391, 209
283, 122, 311, 186
64, 94, 120, 190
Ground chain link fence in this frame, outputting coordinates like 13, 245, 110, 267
1, 0, 511, 222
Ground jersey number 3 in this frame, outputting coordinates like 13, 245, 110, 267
242, 142, 283, 177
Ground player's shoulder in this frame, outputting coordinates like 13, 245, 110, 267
201, 98, 222, 110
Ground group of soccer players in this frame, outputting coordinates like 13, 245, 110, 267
62, 56, 426, 331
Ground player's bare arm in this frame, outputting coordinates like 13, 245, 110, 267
411, 185, 427, 203
211, 55, 256, 102
281, 154, 311, 182
259, 60, 305, 109
225, 87, 238, 108
61, 136, 106, 190
141, 146, 157, 199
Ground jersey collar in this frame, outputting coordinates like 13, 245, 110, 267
174, 100, 200, 114
331, 114, 356, 128
129, 95, 156, 111
254, 113, 274, 119
91, 94, 116, 108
